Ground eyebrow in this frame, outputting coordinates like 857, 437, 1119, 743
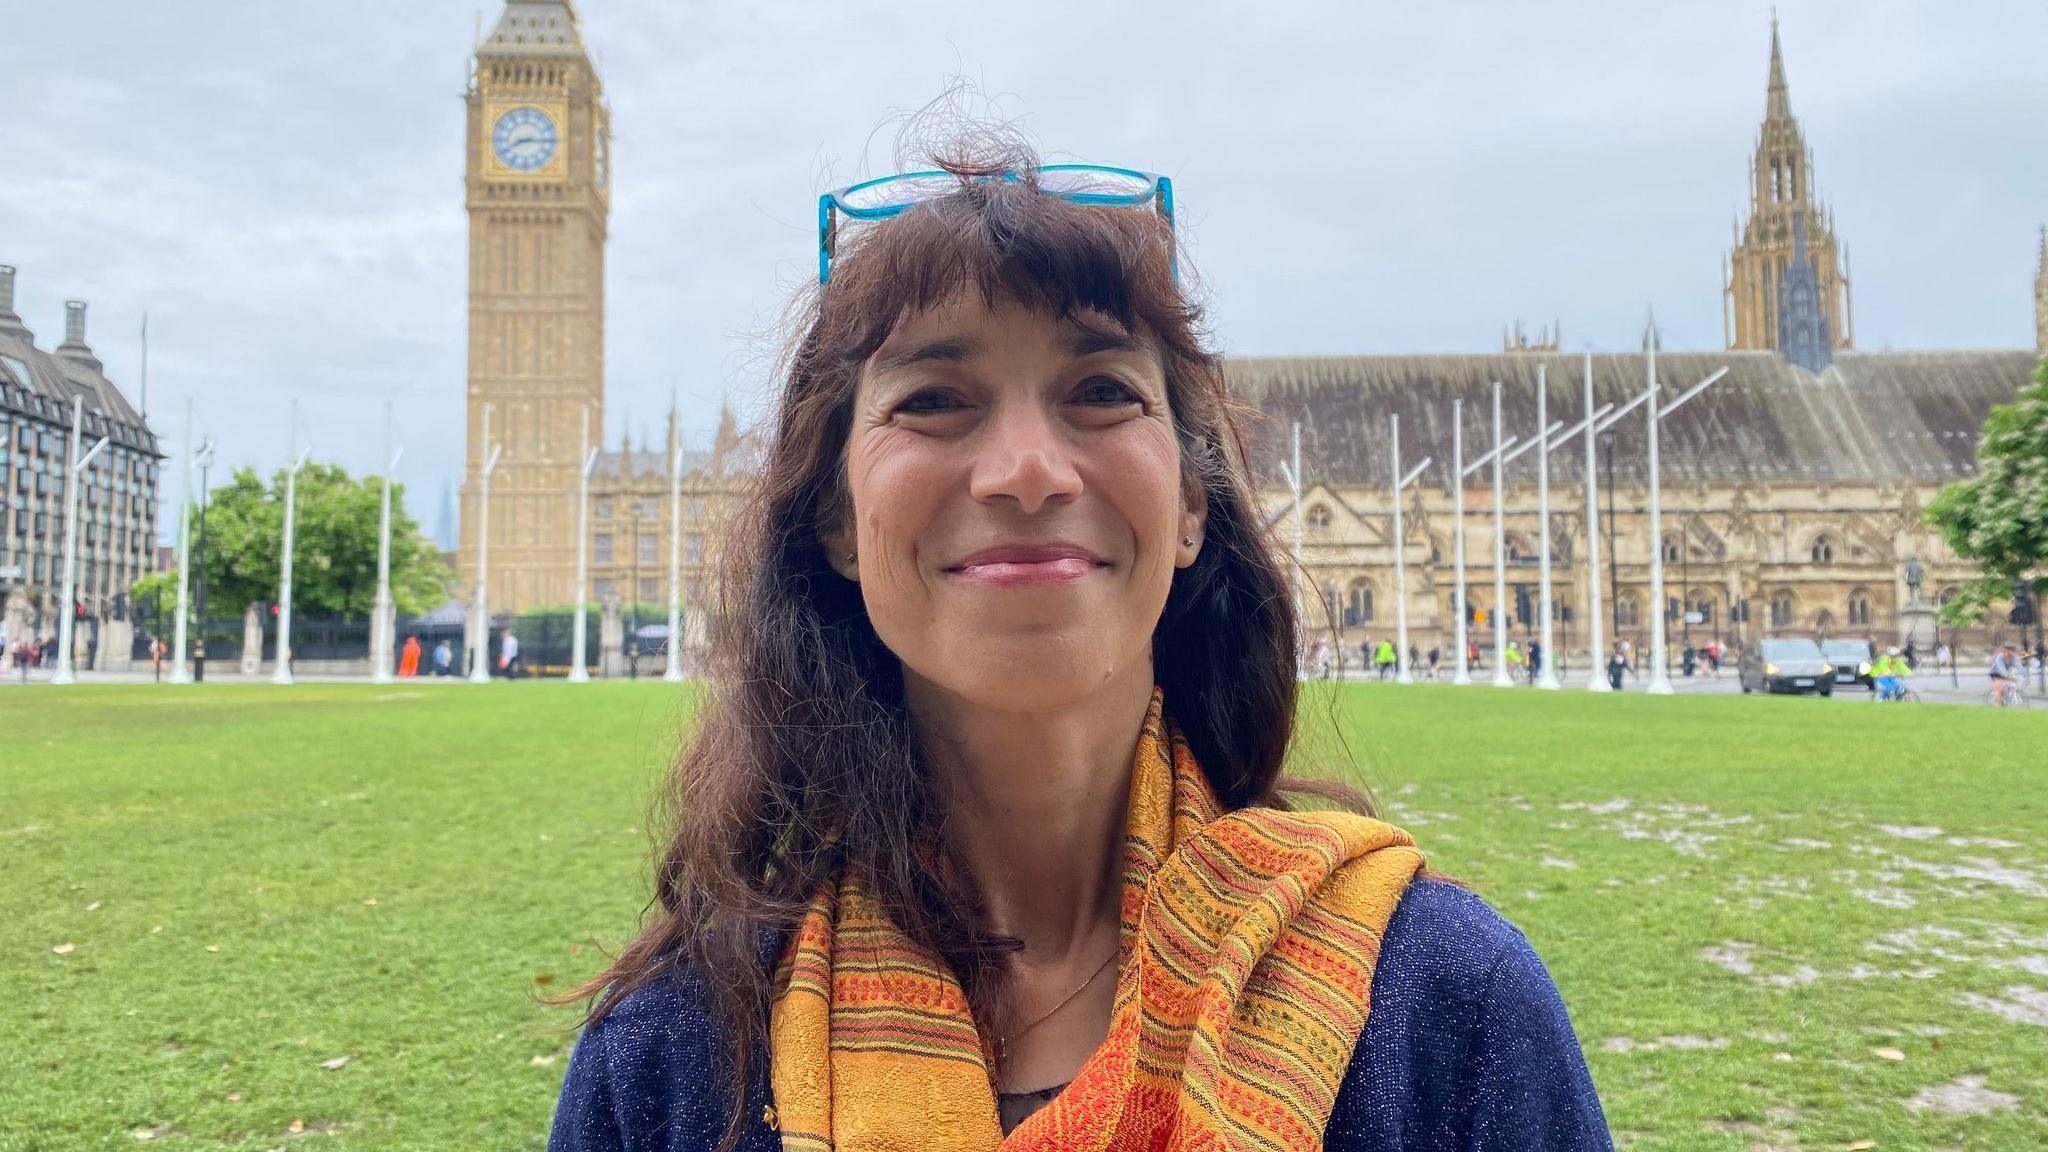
1061, 324, 1146, 359
871, 336, 976, 376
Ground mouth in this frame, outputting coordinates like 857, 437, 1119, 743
944, 543, 1109, 587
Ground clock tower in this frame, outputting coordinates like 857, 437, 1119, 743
460, 0, 611, 613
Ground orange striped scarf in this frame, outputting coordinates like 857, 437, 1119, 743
767, 693, 1423, 1151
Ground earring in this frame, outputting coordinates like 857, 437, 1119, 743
1182, 536, 1196, 549
845, 552, 856, 564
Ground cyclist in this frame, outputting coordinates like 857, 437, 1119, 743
1989, 644, 2020, 706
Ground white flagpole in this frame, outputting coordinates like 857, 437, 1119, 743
1644, 322, 1673, 695
1451, 398, 1470, 685
664, 398, 684, 683
370, 403, 399, 684
170, 400, 195, 683
1536, 363, 1560, 689
50, 395, 108, 685
469, 405, 501, 684
1583, 352, 1610, 690
273, 402, 309, 686
568, 406, 596, 683
1491, 382, 1512, 687
1391, 414, 1410, 684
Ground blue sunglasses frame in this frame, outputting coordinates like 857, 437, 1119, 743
816, 163, 1176, 284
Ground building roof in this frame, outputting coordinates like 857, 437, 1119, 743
0, 268, 159, 456
1228, 349, 2037, 492
481, 0, 585, 57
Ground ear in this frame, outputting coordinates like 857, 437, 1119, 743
1175, 479, 1209, 569
820, 520, 859, 582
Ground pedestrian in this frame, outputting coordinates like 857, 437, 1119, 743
1935, 641, 1951, 671
1527, 639, 1543, 684
399, 634, 421, 678
498, 630, 522, 679
1505, 639, 1523, 678
432, 637, 452, 677
1606, 641, 1628, 691
1467, 638, 1479, 671
1426, 646, 1441, 681
1902, 640, 1917, 670
1406, 643, 1420, 679
1373, 637, 1397, 681
150, 634, 165, 683
1680, 644, 1696, 678
1618, 636, 1634, 680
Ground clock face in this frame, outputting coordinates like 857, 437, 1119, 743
492, 106, 558, 172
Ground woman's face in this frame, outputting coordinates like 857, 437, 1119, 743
829, 293, 1204, 714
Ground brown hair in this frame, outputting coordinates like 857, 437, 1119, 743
567, 144, 1368, 1150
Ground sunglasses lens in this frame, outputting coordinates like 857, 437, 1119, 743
835, 173, 962, 213
1037, 168, 1157, 201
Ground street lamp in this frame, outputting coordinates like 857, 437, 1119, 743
1387, 413, 1432, 684
370, 404, 403, 685
50, 394, 109, 685
568, 405, 598, 683
468, 405, 502, 684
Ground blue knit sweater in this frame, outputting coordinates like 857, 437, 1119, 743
549, 879, 1612, 1150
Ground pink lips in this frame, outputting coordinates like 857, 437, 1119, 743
946, 543, 1108, 587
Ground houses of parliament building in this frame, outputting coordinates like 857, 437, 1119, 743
458, 3, 2045, 658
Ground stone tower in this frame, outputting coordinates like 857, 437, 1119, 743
460, 0, 611, 613
1724, 17, 1852, 356
2035, 226, 2046, 353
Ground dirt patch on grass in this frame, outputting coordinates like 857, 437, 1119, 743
1904, 1075, 2019, 1116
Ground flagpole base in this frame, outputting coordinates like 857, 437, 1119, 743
1586, 677, 1613, 692
1536, 674, 1561, 690
1646, 676, 1675, 695
567, 669, 590, 684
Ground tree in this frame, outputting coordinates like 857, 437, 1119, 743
1926, 357, 2048, 628
137, 463, 451, 619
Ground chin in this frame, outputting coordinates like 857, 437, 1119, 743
910, 632, 1139, 714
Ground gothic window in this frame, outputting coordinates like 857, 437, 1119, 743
1615, 597, 1640, 627
638, 577, 659, 601
1346, 578, 1375, 627
593, 533, 612, 565
594, 497, 612, 520
1428, 536, 1444, 565
1504, 533, 1533, 564
684, 532, 704, 564
1814, 609, 1836, 636
1847, 588, 1871, 626
634, 498, 658, 520
1306, 504, 1331, 531
594, 578, 616, 602
1770, 590, 1795, 629
1662, 535, 1682, 563
638, 533, 658, 565
1936, 586, 1959, 609
1810, 534, 1835, 564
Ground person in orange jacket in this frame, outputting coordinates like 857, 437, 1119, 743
398, 634, 422, 678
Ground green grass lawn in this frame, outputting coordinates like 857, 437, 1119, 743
4, 683, 2046, 1150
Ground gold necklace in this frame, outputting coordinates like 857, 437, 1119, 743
993, 948, 1120, 1067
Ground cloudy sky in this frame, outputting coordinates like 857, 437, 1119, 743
4, 0, 2042, 546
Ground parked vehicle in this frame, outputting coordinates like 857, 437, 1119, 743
1820, 639, 1876, 691
1739, 638, 1835, 696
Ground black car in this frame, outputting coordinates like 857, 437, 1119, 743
1820, 639, 1876, 691
1739, 638, 1835, 696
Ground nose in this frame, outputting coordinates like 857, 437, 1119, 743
968, 396, 1082, 515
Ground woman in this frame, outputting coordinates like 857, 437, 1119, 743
550, 148, 1609, 1151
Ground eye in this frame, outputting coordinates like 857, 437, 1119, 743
895, 388, 965, 416
1074, 376, 1142, 407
